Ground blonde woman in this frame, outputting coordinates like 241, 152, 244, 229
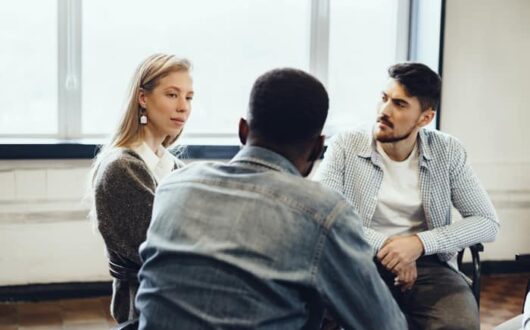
90, 54, 194, 323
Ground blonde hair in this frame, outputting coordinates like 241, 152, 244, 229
87, 54, 191, 225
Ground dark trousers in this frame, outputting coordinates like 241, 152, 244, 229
376, 255, 479, 330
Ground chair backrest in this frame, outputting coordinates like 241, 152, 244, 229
457, 243, 484, 306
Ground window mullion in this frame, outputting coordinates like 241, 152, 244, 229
58, 0, 82, 140
397, 0, 412, 62
309, 0, 330, 87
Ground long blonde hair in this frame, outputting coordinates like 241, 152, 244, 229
88, 54, 191, 224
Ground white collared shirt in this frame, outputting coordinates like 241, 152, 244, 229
132, 142, 176, 183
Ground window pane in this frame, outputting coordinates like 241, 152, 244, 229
82, 0, 310, 138
327, 1, 402, 134
414, 0, 442, 130
0, 1, 57, 135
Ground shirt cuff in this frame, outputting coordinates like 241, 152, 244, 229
372, 235, 388, 253
416, 230, 439, 256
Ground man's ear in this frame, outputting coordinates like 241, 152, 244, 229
418, 109, 435, 127
308, 135, 325, 162
238, 118, 249, 145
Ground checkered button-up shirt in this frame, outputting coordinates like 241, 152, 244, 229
315, 126, 500, 262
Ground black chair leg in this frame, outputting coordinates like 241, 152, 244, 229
457, 243, 484, 307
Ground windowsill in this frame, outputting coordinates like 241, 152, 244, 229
0, 135, 334, 160
0, 138, 241, 160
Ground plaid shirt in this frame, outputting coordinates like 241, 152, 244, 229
315, 126, 500, 262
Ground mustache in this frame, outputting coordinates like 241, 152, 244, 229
377, 116, 394, 128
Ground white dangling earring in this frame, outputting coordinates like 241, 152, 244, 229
139, 107, 148, 125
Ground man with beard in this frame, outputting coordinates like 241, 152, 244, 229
315, 62, 499, 330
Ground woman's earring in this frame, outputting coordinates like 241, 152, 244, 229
139, 107, 148, 125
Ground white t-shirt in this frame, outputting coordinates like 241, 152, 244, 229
132, 142, 176, 183
371, 142, 427, 236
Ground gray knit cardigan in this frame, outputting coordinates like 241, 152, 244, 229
94, 148, 182, 267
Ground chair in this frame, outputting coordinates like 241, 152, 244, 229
457, 243, 484, 306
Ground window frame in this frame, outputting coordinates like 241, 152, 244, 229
0, 0, 445, 160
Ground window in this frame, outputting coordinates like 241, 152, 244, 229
0, 1, 57, 136
409, 0, 443, 129
1, 0, 444, 151
82, 0, 310, 138
326, 0, 409, 133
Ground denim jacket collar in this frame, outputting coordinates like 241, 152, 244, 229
230, 146, 302, 177
357, 127, 433, 165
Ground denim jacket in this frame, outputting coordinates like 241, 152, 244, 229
137, 146, 406, 330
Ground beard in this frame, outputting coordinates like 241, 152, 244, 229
375, 123, 417, 143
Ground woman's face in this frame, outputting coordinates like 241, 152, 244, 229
139, 70, 194, 139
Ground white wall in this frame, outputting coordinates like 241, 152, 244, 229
441, 0, 530, 260
0, 160, 109, 286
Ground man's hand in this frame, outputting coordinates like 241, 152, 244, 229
377, 235, 424, 273
394, 261, 417, 292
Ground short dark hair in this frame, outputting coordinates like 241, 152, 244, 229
388, 63, 441, 111
248, 68, 329, 144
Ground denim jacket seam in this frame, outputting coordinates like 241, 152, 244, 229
322, 200, 349, 230
232, 156, 294, 174
309, 224, 329, 286
309, 201, 347, 285
228, 161, 272, 172
165, 177, 328, 223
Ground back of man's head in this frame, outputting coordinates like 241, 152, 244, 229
247, 68, 329, 145
388, 62, 441, 111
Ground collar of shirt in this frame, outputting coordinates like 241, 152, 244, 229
132, 142, 175, 182
376, 140, 419, 165
230, 146, 301, 177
